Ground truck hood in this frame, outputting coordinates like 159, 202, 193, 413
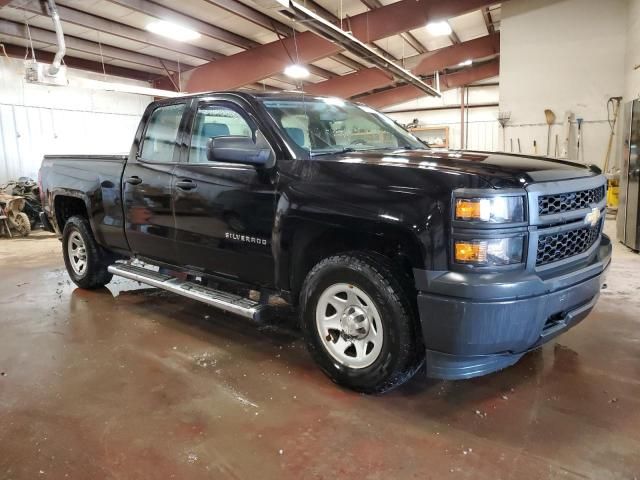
319, 148, 599, 188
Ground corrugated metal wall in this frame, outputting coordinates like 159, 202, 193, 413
0, 57, 151, 184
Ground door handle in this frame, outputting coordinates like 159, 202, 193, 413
125, 176, 142, 185
176, 179, 197, 191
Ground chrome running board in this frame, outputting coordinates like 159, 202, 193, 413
108, 263, 263, 320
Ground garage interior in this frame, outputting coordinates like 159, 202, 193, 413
1, 0, 640, 478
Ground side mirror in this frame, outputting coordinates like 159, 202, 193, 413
206, 130, 274, 167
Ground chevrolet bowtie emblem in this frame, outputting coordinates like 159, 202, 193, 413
584, 207, 601, 227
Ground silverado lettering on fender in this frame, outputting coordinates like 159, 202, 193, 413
39, 92, 612, 393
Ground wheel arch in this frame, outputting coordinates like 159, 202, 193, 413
52, 193, 92, 234
278, 217, 426, 301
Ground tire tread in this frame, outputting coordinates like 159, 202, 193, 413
62, 216, 112, 289
300, 251, 424, 394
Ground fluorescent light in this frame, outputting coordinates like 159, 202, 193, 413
146, 20, 200, 42
426, 21, 452, 37
458, 59, 473, 67
323, 97, 345, 106
283, 64, 310, 79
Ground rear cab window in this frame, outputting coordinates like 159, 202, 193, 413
140, 103, 186, 163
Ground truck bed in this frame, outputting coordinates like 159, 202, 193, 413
40, 154, 129, 252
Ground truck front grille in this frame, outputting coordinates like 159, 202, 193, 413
538, 186, 605, 216
536, 221, 602, 266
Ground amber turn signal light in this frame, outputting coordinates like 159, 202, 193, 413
455, 199, 484, 220
454, 241, 487, 263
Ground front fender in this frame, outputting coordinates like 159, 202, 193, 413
272, 183, 447, 293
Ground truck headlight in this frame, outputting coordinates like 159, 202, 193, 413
455, 196, 524, 223
454, 237, 524, 266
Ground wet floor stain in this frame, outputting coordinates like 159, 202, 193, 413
1, 226, 639, 479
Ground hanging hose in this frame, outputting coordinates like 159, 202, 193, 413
604, 97, 623, 173
46, 0, 66, 76
604, 96, 623, 211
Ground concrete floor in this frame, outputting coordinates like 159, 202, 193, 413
1, 220, 639, 480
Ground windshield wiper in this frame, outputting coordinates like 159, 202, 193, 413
310, 145, 424, 157
366, 145, 422, 151
310, 147, 357, 157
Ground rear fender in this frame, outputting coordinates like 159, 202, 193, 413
51, 190, 93, 234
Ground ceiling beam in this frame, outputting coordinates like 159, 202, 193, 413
10, 0, 333, 87
287, 1, 438, 96
359, 0, 428, 54
1, 40, 278, 92
1, 42, 157, 81
482, 7, 496, 34
440, 59, 499, 89
305, 0, 399, 61
343, 0, 495, 43
183, 0, 499, 92
0, 18, 182, 72
205, 0, 291, 35
449, 26, 461, 45
103, 0, 258, 50
15, 1, 218, 61
413, 32, 499, 75
330, 53, 367, 72
182, 31, 337, 92
358, 59, 499, 108
203, 0, 365, 72
305, 33, 500, 98
305, 67, 393, 97
101, 0, 335, 79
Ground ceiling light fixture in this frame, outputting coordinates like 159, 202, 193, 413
322, 97, 345, 107
426, 21, 452, 37
458, 59, 473, 67
146, 20, 200, 42
284, 64, 310, 79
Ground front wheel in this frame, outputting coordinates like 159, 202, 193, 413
62, 216, 113, 289
300, 252, 423, 394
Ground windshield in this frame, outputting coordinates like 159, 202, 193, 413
260, 97, 426, 156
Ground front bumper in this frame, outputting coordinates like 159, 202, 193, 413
414, 235, 612, 380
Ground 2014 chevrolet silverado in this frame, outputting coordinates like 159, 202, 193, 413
39, 92, 611, 393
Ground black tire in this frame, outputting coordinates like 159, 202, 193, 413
13, 212, 31, 236
299, 252, 424, 394
62, 216, 113, 289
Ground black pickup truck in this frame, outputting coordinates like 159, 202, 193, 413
39, 92, 611, 393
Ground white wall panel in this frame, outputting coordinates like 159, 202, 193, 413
625, 0, 640, 101
499, 0, 627, 168
387, 106, 500, 152
384, 85, 500, 152
0, 56, 151, 184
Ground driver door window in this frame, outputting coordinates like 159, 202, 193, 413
189, 105, 252, 163
280, 114, 310, 149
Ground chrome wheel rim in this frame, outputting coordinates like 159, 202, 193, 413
68, 231, 87, 276
315, 283, 384, 369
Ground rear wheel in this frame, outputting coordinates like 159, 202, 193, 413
300, 252, 423, 394
13, 212, 31, 236
62, 216, 113, 289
